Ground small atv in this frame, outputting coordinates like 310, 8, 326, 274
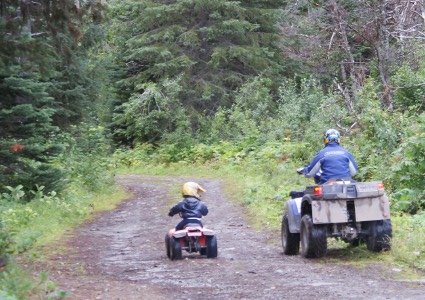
281, 178, 392, 258
165, 224, 218, 260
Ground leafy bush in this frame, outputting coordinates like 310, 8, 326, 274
277, 77, 329, 141
390, 113, 425, 213
0, 222, 15, 268
55, 124, 115, 192
113, 144, 155, 167
392, 61, 425, 112
391, 212, 425, 271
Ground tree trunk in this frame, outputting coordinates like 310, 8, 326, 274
328, 0, 357, 111
375, 0, 394, 110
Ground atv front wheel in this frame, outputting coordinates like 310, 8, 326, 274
366, 219, 392, 252
206, 235, 218, 258
300, 214, 327, 258
281, 213, 300, 255
170, 237, 182, 260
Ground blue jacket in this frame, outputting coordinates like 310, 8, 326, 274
304, 142, 358, 183
168, 196, 208, 219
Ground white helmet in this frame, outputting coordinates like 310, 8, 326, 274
324, 128, 341, 144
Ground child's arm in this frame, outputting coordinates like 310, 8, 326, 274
200, 203, 208, 216
168, 202, 182, 216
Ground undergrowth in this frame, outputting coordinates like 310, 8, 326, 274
0, 185, 128, 299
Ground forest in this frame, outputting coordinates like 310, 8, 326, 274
1, 0, 425, 298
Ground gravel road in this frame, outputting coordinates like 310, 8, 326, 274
36, 175, 425, 300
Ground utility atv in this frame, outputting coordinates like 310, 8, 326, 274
281, 179, 392, 258
165, 224, 218, 260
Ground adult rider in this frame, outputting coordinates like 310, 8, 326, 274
297, 128, 358, 184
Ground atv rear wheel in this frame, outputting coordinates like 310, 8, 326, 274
281, 213, 300, 255
206, 235, 218, 258
170, 237, 182, 260
366, 219, 392, 252
300, 214, 327, 258
165, 233, 171, 258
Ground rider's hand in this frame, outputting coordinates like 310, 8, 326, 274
296, 167, 305, 175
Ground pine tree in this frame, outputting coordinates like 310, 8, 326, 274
109, 0, 287, 144
0, 0, 107, 198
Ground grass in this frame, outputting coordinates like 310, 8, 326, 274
24, 188, 130, 248
390, 213, 425, 271
0, 185, 131, 299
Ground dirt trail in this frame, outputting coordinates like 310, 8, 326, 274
37, 175, 424, 300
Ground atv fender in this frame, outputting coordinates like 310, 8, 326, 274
286, 198, 302, 233
201, 228, 215, 236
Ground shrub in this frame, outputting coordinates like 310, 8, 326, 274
390, 113, 425, 213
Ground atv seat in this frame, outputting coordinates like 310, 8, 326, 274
184, 223, 202, 228
289, 190, 304, 199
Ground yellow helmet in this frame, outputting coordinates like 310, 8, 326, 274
182, 182, 206, 198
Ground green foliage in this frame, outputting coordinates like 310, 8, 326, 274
392, 58, 425, 112
0, 262, 70, 299
0, 263, 32, 300
0, 122, 114, 200
276, 77, 331, 141
0, 185, 80, 258
0, 186, 25, 204
108, 0, 287, 145
0, 222, 15, 266
391, 213, 425, 271
0, 0, 109, 199
112, 79, 190, 144
55, 124, 115, 192
0, 66, 65, 197
390, 113, 425, 213
342, 79, 406, 183
0, 178, 123, 298
113, 144, 156, 167
198, 75, 282, 145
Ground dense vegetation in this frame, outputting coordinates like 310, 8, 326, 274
1, 0, 425, 298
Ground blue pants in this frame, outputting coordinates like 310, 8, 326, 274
176, 219, 203, 231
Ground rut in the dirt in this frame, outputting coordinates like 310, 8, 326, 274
44, 176, 425, 300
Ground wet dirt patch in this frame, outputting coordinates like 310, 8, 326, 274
31, 175, 425, 299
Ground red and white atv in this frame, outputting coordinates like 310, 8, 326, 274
165, 224, 218, 260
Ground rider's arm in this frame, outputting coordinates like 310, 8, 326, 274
304, 152, 323, 178
200, 203, 208, 216
347, 152, 358, 176
168, 202, 183, 217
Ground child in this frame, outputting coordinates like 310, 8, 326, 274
168, 182, 208, 230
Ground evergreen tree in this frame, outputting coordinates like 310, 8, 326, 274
109, 0, 288, 144
0, 0, 107, 198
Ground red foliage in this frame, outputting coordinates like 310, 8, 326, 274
10, 144, 25, 153
67, 22, 83, 44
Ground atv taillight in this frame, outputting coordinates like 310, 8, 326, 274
378, 182, 384, 190
314, 186, 323, 196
